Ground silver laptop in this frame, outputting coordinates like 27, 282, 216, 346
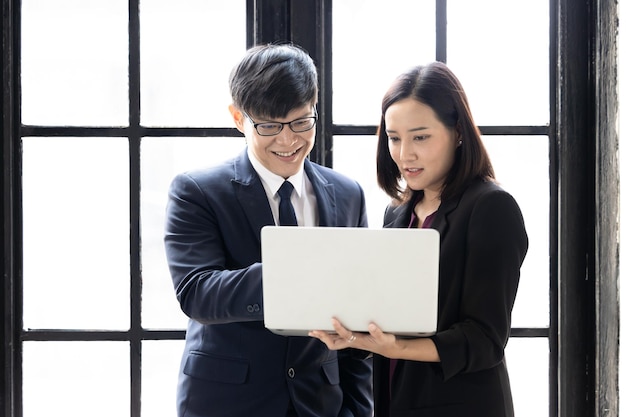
261, 226, 440, 337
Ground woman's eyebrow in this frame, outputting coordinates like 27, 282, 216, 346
386, 126, 428, 134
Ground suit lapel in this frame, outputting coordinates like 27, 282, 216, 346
383, 203, 411, 228
231, 150, 275, 240
231, 155, 340, 230
382, 191, 461, 240
431, 200, 452, 239
303, 160, 336, 226
431, 191, 464, 240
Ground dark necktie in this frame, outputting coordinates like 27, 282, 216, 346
277, 181, 298, 226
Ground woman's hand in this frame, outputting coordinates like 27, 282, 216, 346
309, 318, 399, 358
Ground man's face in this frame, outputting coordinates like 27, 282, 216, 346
233, 104, 317, 179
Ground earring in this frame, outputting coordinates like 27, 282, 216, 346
458, 140, 463, 146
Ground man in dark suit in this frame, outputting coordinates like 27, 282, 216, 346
164, 43, 373, 417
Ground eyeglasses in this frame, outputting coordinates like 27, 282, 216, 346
242, 110, 318, 136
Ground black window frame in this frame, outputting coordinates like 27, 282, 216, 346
1, 0, 619, 416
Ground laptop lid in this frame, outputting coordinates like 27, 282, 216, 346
261, 226, 439, 337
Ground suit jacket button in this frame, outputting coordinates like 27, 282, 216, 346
246, 305, 254, 313
288, 368, 295, 378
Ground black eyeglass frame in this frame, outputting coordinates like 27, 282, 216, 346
242, 109, 318, 136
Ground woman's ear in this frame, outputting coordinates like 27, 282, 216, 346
229, 104, 246, 134
455, 124, 463, 146
455, 122, 462, 140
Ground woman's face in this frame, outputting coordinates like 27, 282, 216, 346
385, 98, 459, 198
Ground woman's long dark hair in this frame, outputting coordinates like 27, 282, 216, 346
376, 62, 494, 204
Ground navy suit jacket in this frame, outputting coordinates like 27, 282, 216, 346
164, 149, 373, 417
374, 180, 528, 417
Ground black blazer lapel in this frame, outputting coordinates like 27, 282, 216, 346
431, 181, 480, 239
383, 203, 411, 228
431, 196, 458, 239
382, 190, 461, 239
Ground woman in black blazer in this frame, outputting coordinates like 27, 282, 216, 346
310, 62, 528, 416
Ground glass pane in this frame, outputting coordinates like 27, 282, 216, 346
141, 0, 247, 127
483, 136, 549, 328
21, 0, 128, 126
22, 137, 130, 329
333, 0, 436, 124
23, 341, 129, 417
447, 0, 549, 126
333, 135, 389, 227
506, 337, 549, 416
141, 136, 246, 329
142, 340, 186, 417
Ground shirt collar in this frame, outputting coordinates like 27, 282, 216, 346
247, 147, 305, 197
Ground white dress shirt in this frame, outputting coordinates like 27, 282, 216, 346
247, 148, 319, 226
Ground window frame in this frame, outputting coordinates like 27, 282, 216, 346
1, 0, 619, 416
